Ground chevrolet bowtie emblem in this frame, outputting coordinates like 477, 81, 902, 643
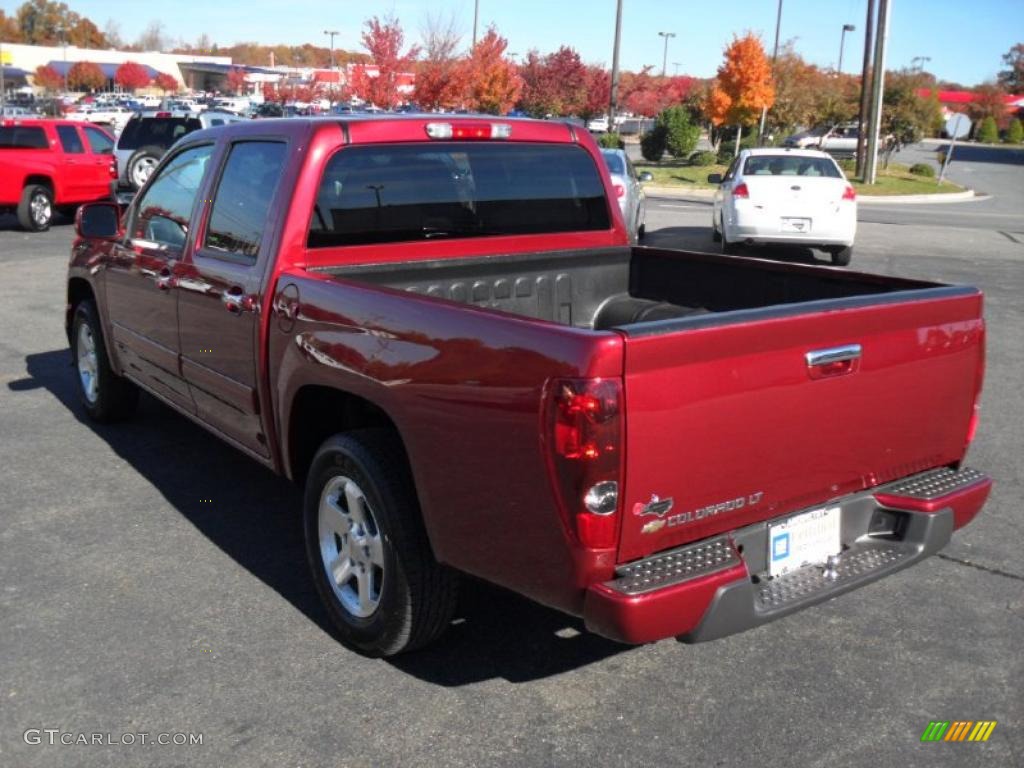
634, 494, 674, 518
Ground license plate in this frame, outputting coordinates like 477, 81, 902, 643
780, 217, 811, 233
768, 506, 841, 578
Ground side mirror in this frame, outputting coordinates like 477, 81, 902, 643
707, 173, 723, 184
76, 202, 121, 240
638, 171, 654, 183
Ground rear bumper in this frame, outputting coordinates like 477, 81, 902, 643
727, 201, 856, 247
584, 466, 990, 645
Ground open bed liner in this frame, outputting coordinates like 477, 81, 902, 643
315, 246, 961, 332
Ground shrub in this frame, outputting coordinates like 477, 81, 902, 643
640, 127, 668, 161
656, 105, 700, 158
837, 158, 856, 173
1007, 118, 1024, 145
716, 146, 734, 164
976, 116, 998, 144
596, 131, 624, 149
689, 150, 718, 166
909, 163, 935, 177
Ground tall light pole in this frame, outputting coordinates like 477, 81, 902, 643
57, 25, 68, 94
911, 55, 931, 72
1, 41, 6, 112
864, 0, 892, 185
838, 23, 855, 74
323, 30, 339, 69
608, 0, 623, 130
856, 0, 876, 177
757, 0, 784, 144
473, 0, 479, 47
672, 62, 681, 76
657, 31, 676, 78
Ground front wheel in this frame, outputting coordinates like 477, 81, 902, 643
829, 245, 853, 266
304, 430, 459, 656
71, 300, 139, 422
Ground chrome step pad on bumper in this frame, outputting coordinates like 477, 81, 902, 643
874, 466, 986, 500
607, 536, 739, 595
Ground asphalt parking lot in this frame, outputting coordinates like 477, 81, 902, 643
1, 146, 1021, 768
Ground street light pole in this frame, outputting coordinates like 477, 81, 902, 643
855, 0, 876, 177
608, 0, 623, 131
864, 0, 891, 185
672, 62, 681, 76
0, 41, 6, 113
657, 31, 676, 78
757, 0, 784, 144
838, 23, 855, 74
473, 0, 479, 47
323, 30, 339, 69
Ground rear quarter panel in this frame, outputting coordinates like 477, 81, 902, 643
269, 270, 624, 614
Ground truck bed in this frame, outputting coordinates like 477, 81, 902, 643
315, 246, 952, 333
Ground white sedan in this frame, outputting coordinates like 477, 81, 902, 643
710, 148, 857, 266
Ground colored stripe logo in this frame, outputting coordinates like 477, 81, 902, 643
921, 721, 997, 742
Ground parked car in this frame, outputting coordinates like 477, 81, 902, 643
253, 102, 284, 119
112, 110, 245, 198
600, 148, 652, 242
587, 116, 610, 133
784, 122, 860, 156
0, 119, 117, 231
709, 148, 857, 265
67, 104, 134, 135
67, 116, 990, 657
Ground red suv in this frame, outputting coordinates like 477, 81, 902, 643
0, 119, 117, 231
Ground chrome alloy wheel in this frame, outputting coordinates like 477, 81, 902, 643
30, 191, 52, 228
131, 157, 158, 188
318, 476, 385, 619
76, 322, 99, 404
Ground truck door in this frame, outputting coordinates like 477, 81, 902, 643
53, 124, 91, 200
104, 143, 215, 413
177, 140, 288, 457
82, 125, 116, 201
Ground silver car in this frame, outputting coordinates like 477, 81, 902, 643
600, 148, 652, 243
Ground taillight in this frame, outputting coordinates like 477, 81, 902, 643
613, 183, 626, 199
543, 378, 623, 549
109, 157, 118, 179
732, 182, 749, 199
842, 185, 856, 201
966, 322, 985, 449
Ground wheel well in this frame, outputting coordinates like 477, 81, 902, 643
288, 386, 407, 483
66, 278, 95, 341
24, 175, 54, 194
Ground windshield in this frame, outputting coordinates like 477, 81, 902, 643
118, 117, 201, 151
309, 142, 610, 247
601, 151, 626, 176
742, 155, 842, 178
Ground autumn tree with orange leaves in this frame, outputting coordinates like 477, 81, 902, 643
458, 27, 521, 114
707, 33, 775, 151
350, 16, 420, 109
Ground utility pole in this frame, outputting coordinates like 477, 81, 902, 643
672, 62, 681, 76
757, 0, 784, 144
323, 30, 339, 69
608, 0, 623, 130
473, 0, 479, 47
657, 31, 676, 78
855, 0, 876, 177
58, 25, 68, 94
838, 23, 855, 74
864, 0, 891, 185
0, 41, 6, 113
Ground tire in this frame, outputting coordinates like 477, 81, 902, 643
637, 222, 646, 241
719, 216, 738, 254
71, 300, 139, 422
17, 184, 53, 232
126, 146, 164, 191
830, 245, 853, 266
711, 218, 722, 242
304, 429, 459, 656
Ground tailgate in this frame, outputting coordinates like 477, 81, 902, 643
618, 288, 984, 563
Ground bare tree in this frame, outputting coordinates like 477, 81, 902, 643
136, 20, 167, 52
103, 19, 123, 49
420, 10, 462, 61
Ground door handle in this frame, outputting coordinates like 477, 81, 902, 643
806, 344, 861, 379
222, 289, 256, 314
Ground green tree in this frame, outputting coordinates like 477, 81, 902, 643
640, 126, 667, 161
657, 105, 700, 157
1007, 118, 1024, 144
998, 43, 1024, 92
976, 116, 998, 144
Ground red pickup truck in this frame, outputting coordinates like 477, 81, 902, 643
65, 116, 991, 656
1, 119, 117, 231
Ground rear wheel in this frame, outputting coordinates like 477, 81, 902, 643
127, 146, 163, 190
304, 430, 459, 656
17, 184, 53, 232
829, 245, 853, 266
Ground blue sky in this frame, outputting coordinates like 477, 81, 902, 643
4, 0, 1021, 85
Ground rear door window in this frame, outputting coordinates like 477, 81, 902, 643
309, 143, 610, 247
204, 141, 288, 264
56, 125, 85, 154
0, 126, 48, 149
